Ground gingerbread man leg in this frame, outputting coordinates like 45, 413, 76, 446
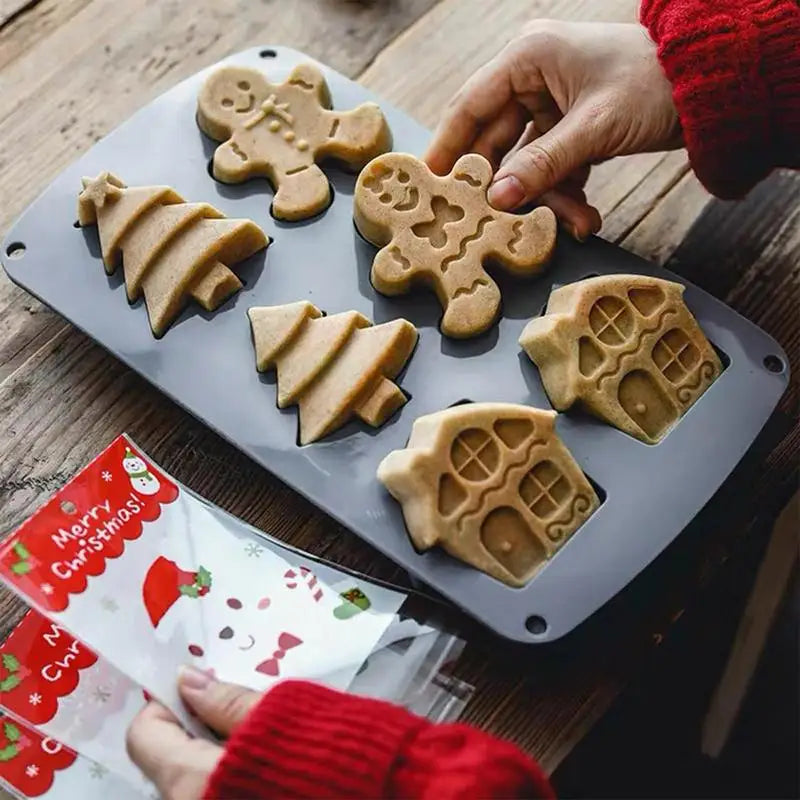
272, 164, 330, 221
440, 278, 502, 338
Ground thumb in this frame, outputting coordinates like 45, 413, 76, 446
178, 666, 261, 737
488, 112, 594, 210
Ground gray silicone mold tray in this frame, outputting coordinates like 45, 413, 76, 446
2, 47, 789, 643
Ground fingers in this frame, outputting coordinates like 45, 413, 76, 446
425, 43, 546, 175
127, 701, 221, 800
539, 187, 602, 241
471, 101, 528, 170
178, 666, 261, 738
489, 108, 597, 210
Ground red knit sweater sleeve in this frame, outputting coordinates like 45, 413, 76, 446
640, 0, 800, 199
202, 680, 555, 799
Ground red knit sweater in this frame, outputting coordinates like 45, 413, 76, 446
640, 0, 800, 199
203, 2, 799, 797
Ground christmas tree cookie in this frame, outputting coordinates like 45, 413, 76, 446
378, 403, 599, 587
248, 301, 417, 444
354, 152, 557, 338
198, 63, 391, 221
519, 275, 722, 443
78, 171, 269, 336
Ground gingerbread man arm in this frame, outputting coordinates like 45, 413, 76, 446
212, 138, 257, 183
318, 104, 392, 168
487, 206, 557, 276
449, 153, 494, 191
284, 63, 332, 108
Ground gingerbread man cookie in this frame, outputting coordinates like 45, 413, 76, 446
354, 153, 557, 338
198, 63, 391, 221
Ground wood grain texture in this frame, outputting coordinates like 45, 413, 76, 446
0, 0, 797, 773
0, 0, 438, 380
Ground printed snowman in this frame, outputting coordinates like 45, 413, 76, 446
122, 448, 160, 496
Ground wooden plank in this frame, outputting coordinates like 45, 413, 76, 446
701, 491, 799, 758
0, 0, 438, 380
1, 0, 796, 772
0, 0, 92, 71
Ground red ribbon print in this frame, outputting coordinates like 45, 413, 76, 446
255, 632, 302, 676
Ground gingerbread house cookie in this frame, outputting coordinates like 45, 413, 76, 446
354, 153, 557, 338
248, 301, 417, 444
78, 171, 268, 337
378, 403, 599, 587
519, 275, 722, 443
198, 63, 391, 221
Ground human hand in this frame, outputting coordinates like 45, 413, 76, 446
127, 667, 260, 800
425, 20, 682, 240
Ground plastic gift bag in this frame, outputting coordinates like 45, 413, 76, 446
0, 434, 472, 797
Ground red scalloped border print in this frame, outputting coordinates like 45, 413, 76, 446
0, 609, 98, 726
0, 435, 179, 613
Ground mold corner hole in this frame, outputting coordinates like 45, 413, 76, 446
259, 48, 277, 59
5, 242, 26, 260
763, 354, 785, 374
525, 615, 548, 636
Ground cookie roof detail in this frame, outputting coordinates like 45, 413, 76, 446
378, 403, 599, 587
519, 275, 722, 443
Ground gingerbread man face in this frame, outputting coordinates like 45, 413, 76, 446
354, 153, 557, 338
198, 63, 391, 221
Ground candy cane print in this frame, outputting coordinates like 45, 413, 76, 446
283, 565, 323, 602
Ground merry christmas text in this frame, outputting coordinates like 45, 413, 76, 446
50, 493, 143, 580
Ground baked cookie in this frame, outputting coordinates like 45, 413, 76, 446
354, 153, 557, 338
519, 275, 722, 443
248, 301, 417, 444
198, 63, 391, 221
378, 403, 598, 587
78, 171, 268, 337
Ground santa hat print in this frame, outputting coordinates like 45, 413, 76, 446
142, 556, 212, 628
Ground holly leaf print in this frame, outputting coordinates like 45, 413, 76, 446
2, 655, 19, 673
12, 544, 30, 560
0, 744, 17, 762
196, 566, 212, 589
179, 585, 199, 598
0, 675, 21, 693
3, 723, 19, 743
10, 563, 31, 576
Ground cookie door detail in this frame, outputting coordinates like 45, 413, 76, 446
377, 403, 599, 587
519, 275, 722, 443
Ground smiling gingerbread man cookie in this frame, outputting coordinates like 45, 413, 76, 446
354, 153, 557, 338
198, 63, 392, 221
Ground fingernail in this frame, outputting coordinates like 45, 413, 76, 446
568, 224, 587, 243
179, 665, 213, 691
488, 175, 524, 210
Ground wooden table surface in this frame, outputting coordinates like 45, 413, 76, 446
0, 0, 797, 778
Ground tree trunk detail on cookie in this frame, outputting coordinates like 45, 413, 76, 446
78, 171, 269, 336
248, 301, 417, 444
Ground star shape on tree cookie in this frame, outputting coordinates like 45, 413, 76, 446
78, 171, 123, 212
354, 152, 557, 338
197, 62, 392, 221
